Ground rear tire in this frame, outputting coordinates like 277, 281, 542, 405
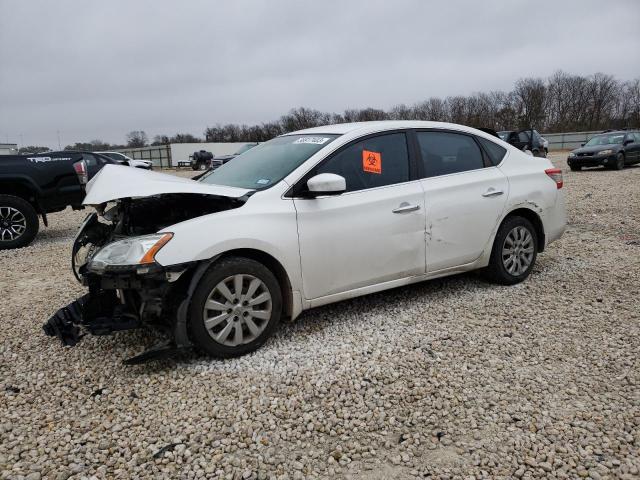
613, 153, 625, 170
484, 216, 538, 285
0, 195, 39, 250
188, 257, 282, 358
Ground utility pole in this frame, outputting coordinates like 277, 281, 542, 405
57, 130, 61, 150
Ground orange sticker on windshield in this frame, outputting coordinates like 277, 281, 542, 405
362, 150, 382, 174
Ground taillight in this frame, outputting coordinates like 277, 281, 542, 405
73, 160, 88, 185
545, 168, 563, 189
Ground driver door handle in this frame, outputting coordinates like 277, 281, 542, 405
392, 202, 421, 214
482, 189, 504, 197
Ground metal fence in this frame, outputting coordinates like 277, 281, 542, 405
541, 130, 602, 151
115, 145, 172, 168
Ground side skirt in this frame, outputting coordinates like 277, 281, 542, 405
307, 258, 485, 309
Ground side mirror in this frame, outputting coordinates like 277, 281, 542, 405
581, 143, 585, 147
306, 173, 346, 196
623, 139, 633, 145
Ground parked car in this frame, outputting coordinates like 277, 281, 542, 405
567, 130, 640, 171
44, 121, 566, 363
212, 143, 259, 167
498, 129, 547, 157
97, 151, 153, 169
0, 151, 117, 249
190, 150, 214, 170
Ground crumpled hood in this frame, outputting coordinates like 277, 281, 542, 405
83, 164, 252, 205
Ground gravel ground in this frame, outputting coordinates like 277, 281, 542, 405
1, 156, 639, 479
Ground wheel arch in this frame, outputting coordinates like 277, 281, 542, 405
0, 179, 40, 211
500, 207, 546, 252
215, 248, 295, 318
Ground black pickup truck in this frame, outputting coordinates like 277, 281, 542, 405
0, 151, 115, 249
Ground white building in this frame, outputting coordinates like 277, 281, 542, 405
0, 143, 18, 155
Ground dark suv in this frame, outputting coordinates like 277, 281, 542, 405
567, 130, 640, 171
498, 129, 547, 157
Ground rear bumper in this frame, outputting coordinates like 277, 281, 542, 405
544, 190, 567, 248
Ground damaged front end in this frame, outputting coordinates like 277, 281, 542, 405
44, 188, 247, 364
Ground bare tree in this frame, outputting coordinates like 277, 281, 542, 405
513, 78, 546, 128
196, 71, 640, 143
126, 131, 148, 148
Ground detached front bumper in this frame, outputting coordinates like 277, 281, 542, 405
43, 263, 201, 363
43, 290, 140, 347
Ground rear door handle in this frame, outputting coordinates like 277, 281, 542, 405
482, 188, 504, 197
393, 202, 420, 214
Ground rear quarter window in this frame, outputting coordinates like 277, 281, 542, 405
477, 137, 507, 165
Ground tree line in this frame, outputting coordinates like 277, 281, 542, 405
204, 71, 639, 142
18, 70, 639, 153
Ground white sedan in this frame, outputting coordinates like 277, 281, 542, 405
46, 121, 566, 362
96, 151, 153, 169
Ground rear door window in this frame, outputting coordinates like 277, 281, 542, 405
416, 131, 485, 177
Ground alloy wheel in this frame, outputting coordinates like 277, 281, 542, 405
502, 226, 534, 276
0, 207, 27, 242
203, 274, 272, 346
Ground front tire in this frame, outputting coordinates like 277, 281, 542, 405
484, 216, 538, 285
188, 257, 282, 358
613, 153, 625, 170
0, 195, 39, 250
569, 164, 582, 171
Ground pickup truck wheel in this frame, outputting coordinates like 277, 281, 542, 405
483, 216, 538, 285
0, 195, 39, 250
188, 257, 282, 358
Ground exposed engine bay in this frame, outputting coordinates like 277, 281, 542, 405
44, 193, 246, 363
72, 193, 244, 276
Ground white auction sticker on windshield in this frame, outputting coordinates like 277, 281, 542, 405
256, 178, 270, 185
293, 137, 330, 145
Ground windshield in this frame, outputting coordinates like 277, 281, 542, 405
497, 131, 510, 140
234, 143, 256, 155
199, 134, 339, 189
585, 134, 624, 146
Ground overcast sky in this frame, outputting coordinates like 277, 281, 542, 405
1, 0, 639, 148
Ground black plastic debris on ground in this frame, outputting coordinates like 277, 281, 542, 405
91, 388, 105, 397
153, 443, 181, 459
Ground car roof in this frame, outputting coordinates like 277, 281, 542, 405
29, 150, 92, 155
286, 120, 494, 137
598, 130, 636, 135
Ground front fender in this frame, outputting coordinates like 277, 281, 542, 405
153, 198, 302, 294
